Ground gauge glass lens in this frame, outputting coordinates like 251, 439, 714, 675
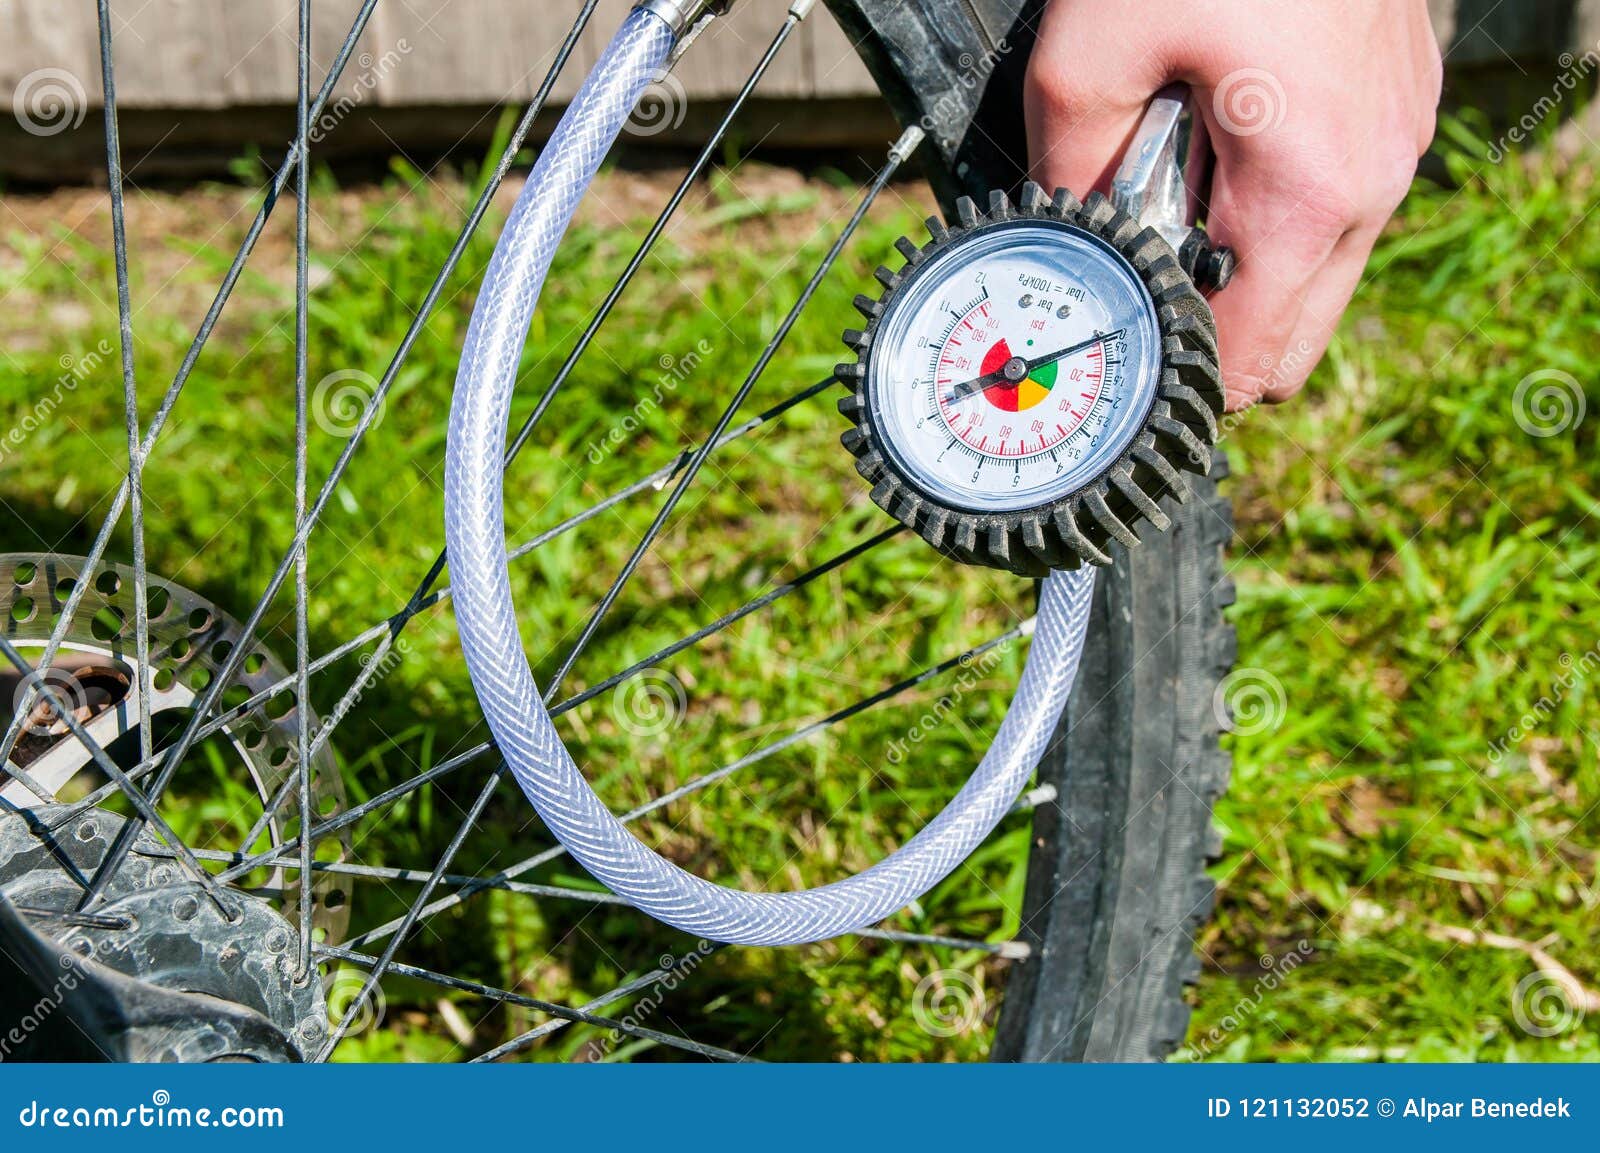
867, 222, 1162, 514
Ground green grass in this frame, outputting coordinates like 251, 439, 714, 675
1, 117, 1596, 1062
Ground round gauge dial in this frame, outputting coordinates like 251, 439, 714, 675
869, 223, 1162, 514
837, 185, 1223, 577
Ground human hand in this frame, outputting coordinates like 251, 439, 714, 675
1025, 0, 1442, 410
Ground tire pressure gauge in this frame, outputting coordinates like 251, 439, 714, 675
837, 92, 1231, 576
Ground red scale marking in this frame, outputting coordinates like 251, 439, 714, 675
933, 299, 1115, 461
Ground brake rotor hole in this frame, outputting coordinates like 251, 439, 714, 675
10, 596, 35, 624
94, 570, 122, 596
13, 562, 37, 585
90, 605, 126, 641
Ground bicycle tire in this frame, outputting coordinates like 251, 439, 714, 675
829, 0, 1237, 1061
0, 0, 1236, 1063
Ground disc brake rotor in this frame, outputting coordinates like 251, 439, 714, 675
0, 553, 350, 942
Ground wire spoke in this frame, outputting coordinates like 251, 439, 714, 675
312, 10, 821, 1060
71, 0, 603, 915
339, 621, 1030, 951
152, 848, 1034, 959
316, 943, 750, 1061
554, 526, 905, 715
543, 130, 921, 703
0, 0, 384, 771
94, 0, 154, 797
0, 638, 230, 912
471, 954, 717, 1062
292, 0, 315, 980
41, 376, 836, 835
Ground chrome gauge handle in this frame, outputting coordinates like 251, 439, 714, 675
1111, 86, 1235, 291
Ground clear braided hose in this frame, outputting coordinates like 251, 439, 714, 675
444, 6, 1098, 945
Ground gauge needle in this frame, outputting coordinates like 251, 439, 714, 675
942, 329, 1124, 406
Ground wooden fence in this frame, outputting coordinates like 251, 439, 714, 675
1, 0, 1596, 180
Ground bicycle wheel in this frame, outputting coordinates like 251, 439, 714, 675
0, 0, 1232, 1062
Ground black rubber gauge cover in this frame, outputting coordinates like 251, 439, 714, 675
836, 182, 1223, 577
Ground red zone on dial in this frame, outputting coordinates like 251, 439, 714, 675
932, 299, 1109, 459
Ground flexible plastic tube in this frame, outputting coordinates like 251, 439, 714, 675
444, 5, 1097, 945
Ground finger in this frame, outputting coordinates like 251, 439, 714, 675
1200, 142, 1350, 410
1408, 2, 1444, 153
1023, 3, 1171, 197
1260, 225, 1380, 404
